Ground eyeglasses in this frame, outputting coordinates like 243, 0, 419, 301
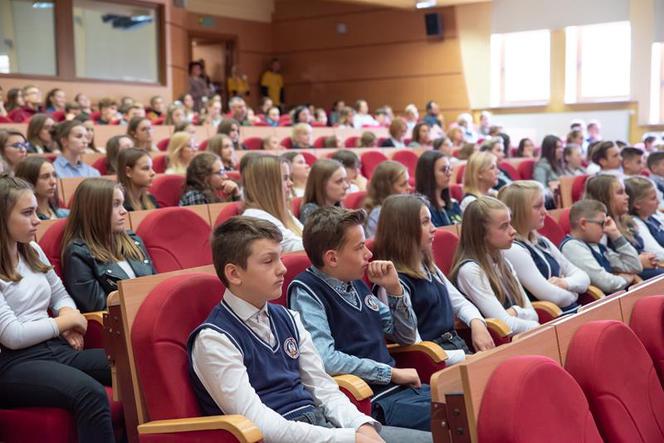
441, 165, 452, 174
8, 142, 28, 152
587, 219, 606, 228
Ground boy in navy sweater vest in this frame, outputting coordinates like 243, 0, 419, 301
288, 207, 433, 433
188, 216, 393, 443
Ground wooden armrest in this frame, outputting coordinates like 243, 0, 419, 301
83, 311, 105, 326
485, 318, 511, 338
586, 285, 605, 300
137, 415, 262, 443
387, 341, 448, 363
532, 301, 562, 318
107, 290, 119, 307
333, 374, 373, 401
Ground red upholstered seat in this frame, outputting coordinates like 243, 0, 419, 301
136, 208, 212, 272
478, 355, 602, 443
152, 154, 168, 173
149, 175, 184, 207
391, 150, 418, 178
537, 214, 565, 247
242, 137, 263, 150
572, 174, 589, 203
431, 228, 458, 275
280, 137, 292, 149
343, 191, 367, 209
516, 158, 535, 180
344, 136, 359, 148
630, 295, 664, 384
0, 115, 11, 123
156, 137, 170, 151
565, 320, 664, 442
92, 157, 108, 175
499, 161, 520, 180
360, 151, 388, 179
449, 184, 463, 202
558, 207, 571, 235
313, 136, 327, 148
291, 197, 303, 219
50, 110, 66, 122
38, 218, 67, 278
278, 252, 312, 307
198, 139, 209, 151
213, 201, 244, 227
455, 164, 466, 184
300, 151, 317, 166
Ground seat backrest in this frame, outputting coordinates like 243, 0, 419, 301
152, 154, 168, 173
280, 252, 312, 307
391, 150, 418, 178
360, 151, 388, 179
156, 138, 170, 151
565, 320, 664, 443
478, 355, 602, 443
455, 164, 466, 184
432, 229, 459, 275
343, 191, 367, 209
313, 136, 327, 148
300, 151, 317, 166
572, 175, 589, 203
499, 161, 520, 180
558, 207, 571, 235
291, 197, 303, 219
630, 295, 664, 383
242, 137, 263, 150
149, 175, 185, 207
37, 218, 68, 278
516, 158, 536, 180
213, 201, 244, 227
280, 137, 292, 149
136, 207, 212, 272
449, 184, 463, 202
344, 136, 359, 148
92, 157, 108, 175
132, 274, 224, 421
537, 214, 565, 247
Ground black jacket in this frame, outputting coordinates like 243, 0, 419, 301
62, 231, 156, 312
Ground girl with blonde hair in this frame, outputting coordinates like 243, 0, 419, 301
242, 155, 304, 252
460, 151, 499, 212
625, 176, 664, 261
61, 178, 155, 312
281, 151, 309, 198
165, 131, 197, 174
362, 160, 411, 237
299, 158, 349, 224
450, 196, 539, 333
498, 181, 589, 312
116, 148, 158, 211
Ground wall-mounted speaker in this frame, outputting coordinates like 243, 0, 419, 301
424, 13, 443, 38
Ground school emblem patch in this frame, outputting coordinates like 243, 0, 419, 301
284, 337, 300, 359
364, 294, 380, 311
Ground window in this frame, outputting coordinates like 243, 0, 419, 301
490, 30, 551, 107
73, 0, 159, 83
565, 21, 631, 103
650, 42, 664, 124
0, 0, 56, 75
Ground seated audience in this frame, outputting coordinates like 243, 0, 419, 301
15, 156, 69, 220
0, 129, 28, 174
165, 132, 197, 175
146, 95, 165, 122
207, 134, 236, 172
217, 119, 241, 150
450, 197, 540, 333
74, 93, 93, 119
62, 178, 155, 311
499, 181, 590, 313
363, 161, 411, 237
562, 144, 586, 176
374, 194, 494, 353
291, 106, 312, 125
291, 123, 313, 149
26, 114, 56, 153
479, 137, 511, 190
415, 151, 461, 226
408, 123, 432, 149
329, 100, 345, 126
0, 175, 115, 442
164, 104, 187, 126
621, 147, 645, 177
117, 148, 158, 211
314, 108, 328, 126
10, 85, 42, 122
204, 100, 223, 127
331, 149, 368, 192
179, 152, 240, 206
299, 159, 349, 224
189, 216, 418, 443
127, 116, 157, 152
352, 99, 379, 128
289, 206, 433, 434
647, 151, 664, 196
281, 152, 309, 198
534, 135, 563, 191
242, 155, 304, 252
515, 138, 535, 158
381, 118, 408, 148
460, 151, 499, 212
95, 98, 118, 125
4, 87, 24, 113
560, 200, 638, 293
265, 106, 280, 127
334, 106, 354, 128
587, 120, 602, 144
589, 141, 622, 176
53, 121, 100, 178
403, 104, 419, 132
625, 176, 664, 261
45, 88, 65, 114
104, 135, 134, 174
263, 135, 281, 150
359, 131, 377, 148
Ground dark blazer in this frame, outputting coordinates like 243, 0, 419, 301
123, 194, 159, 212
62, 231, 156, 312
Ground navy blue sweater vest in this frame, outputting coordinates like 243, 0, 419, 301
398, 271, 454, 341
187, 301, 315, 418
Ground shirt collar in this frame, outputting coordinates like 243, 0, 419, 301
223, 288, 269, 322
56, 155, 81, 168
309, 266, 354, 295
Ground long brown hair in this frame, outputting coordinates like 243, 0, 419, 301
61, 178, 145, 264
26, 114, 53, 151
0, 175, 51, 281
183, 152, 222, 204
449, 196, 526, 307
303, 158, 343, 206
243, 155, 302, 235
117, 148, 156, 211
374, 194, 434, 279
362, 160, 407, 212
15, 156, 63, 212
584, 174, 636, 243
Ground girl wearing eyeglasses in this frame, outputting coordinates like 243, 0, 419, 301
0, 130, 28, 174
415, 150, 461, 227
178, 152, 240, 207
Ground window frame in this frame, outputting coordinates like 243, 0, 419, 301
0, 0, 166, 86
490, 29, 552, 108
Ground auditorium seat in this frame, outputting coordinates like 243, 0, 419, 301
360, 151, 388, 179
92, 157, 108, 175
280, 137, 292, 149
392, 150, 418, 178
152, 155, 168, 174
38, 218, 67, 277
136, 208, 212, 272
150, 175, 185, 207
629, 295, 664, 384
478, 355, 603, 443
565, 320, 664, 442
300, 151, 317, 166
50, 110, 66, 122
198, 139, 209, 151
537, 213, 565, 247
449, 184, 463, 202
156, 138, 170, 151
499, 161, 520, 180
242, 137, 263, 150
343, 191, 367, 209
455, 164, 466, 183
344, 136, 359, 148
313, 136, 327, 148
213, 201, 244, 227
516, 158, 536, 180
431, 228, 458, 275
0, 115, 11, 123
572, 175, 589, 203
557, 207, 571, 235
291, 197, 302, 219
131, 274, 262, 442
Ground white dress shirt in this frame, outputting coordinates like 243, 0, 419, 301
242, 208, 304, 253
191, 290, 377, 443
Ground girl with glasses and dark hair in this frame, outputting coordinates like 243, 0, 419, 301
415, 150, 461, 227
0, 129, 28, 174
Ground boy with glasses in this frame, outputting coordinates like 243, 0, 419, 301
560, 200, 638, 292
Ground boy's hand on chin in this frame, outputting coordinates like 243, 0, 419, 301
367, 260, 402, 296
